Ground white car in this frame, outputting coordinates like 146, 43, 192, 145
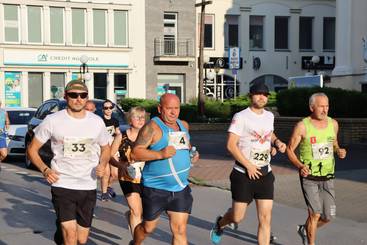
5, 107, 37, 157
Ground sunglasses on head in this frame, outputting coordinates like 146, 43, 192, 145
103, 105, 115, 110
66, 92, 88, 99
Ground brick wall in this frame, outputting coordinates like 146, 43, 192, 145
190, 117, 367, 145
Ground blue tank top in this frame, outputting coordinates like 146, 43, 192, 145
142, 117, 191, 192
0, 109, 6, 132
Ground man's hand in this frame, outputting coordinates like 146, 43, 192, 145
95, 164, 105, 178
246, 164, 262, 180
191, 151, 200, 163
160, 146, 176, 159
299, 165, 310, 177
275, 140, 286, 153
44, 168, 59, 184
336, 148, 347, 159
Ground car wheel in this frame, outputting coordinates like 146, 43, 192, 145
24, 139, 36, 170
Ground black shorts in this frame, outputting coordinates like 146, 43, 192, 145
142, 185, 193, 221
119, 180, 142, 196
51, 187, 96, 228
230, 169, 275, 203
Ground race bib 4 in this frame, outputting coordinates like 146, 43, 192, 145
168, 131, 190, 150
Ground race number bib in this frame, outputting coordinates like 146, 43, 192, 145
250, 148, 270, 167
168, 131, 190, 150
311, 142, 333, 160
106, 126, 115, 136
64, 137, 93, 158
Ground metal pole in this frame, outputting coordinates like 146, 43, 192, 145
221, 73, 224, 102
234, 74, 237, 99
197, 0, 206, 116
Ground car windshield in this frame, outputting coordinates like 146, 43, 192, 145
8, 110, 36, 125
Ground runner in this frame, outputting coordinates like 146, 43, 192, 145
131, 93, 199, 245
27, 79, 111, 245
100, 99, 121, 201
85, 100, 96, 113
110, 106, 146, 240
210, 82, 286, 245
286, 92, 346, 245
0, 100, 10, 171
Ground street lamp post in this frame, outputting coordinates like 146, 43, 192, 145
80, 55, 89, 83
196, 0, 213, 117
311, 55, 320, 75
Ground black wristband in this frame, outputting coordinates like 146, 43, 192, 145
42, 167, 50, 175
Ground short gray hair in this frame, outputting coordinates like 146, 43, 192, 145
309, 92, 328, 107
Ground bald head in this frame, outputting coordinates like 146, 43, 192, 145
159, 93, 180, 106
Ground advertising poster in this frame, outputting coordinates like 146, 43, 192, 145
4, 72, 21, 107
288, 75, 323, 88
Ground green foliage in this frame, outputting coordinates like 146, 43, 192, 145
119, 98, 158, 116
276, 87, 367, 117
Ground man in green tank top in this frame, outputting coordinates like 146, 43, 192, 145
287, 93, 346, 245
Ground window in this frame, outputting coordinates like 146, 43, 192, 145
50, 73, 65, 99
93, 9, 106, 45
27, 6, 42, 43
4, 5, 19, 42
114, 73, 127, 104
204, 15, 214, 48
299, 17, 313, 50
72, 8, 85, 45
50, 7, 64, 44
94, 73, 107, 99
275, 16, 289, 50
163, 13, 177, 55
157, 74, 185, 102
28, 73, 43, 108
323, 17, 335, 51
225, 15, 239, 48
114, 10, 128, 46
249, 16, 264, 49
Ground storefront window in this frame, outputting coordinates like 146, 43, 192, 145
157, 74, 185, 102
51, 73, 65, 99
28, 73, 43, 107
94, 73, 107, 99
114, 73, 127, 104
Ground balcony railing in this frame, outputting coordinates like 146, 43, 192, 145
154, 38, 195, 62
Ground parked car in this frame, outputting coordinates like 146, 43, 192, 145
4, 107, 37, 158
24, 99, 128, 169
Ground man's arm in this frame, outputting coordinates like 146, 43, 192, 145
332, 119, 346, 159
286, 121, 309, 177
181, 120, 200, 163
95, 144, 111, 177
28, 137, 59, 184
132, 122, 175, 162
227, 132, 262, 179
271, 132, 286, 153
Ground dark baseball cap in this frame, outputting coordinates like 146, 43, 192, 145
65, 79, 88, 92
249, 82, 270, 95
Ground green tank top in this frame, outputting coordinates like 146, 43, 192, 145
299, 117, 335, 178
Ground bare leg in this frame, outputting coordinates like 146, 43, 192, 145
133, 218, 159, 245
218, 201, 248, 229
167, 211, 189, 245
125, 193, 143, 237
255, 199, 273, 245
305, 210, 321, 245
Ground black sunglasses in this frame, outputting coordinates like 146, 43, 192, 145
66, 92, 88, 99
103, 105, 115, 110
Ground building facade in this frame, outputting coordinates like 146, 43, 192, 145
145, 0, 196, 103
197, 0, 336, 98
0, 0, 145, 107
331, 0, 367, 92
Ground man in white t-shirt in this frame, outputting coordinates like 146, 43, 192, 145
210, 82, 286, 245
28, 79, 111, 245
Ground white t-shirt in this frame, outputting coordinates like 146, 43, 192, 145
228, 108, 274, 169
35, 110, 110, 190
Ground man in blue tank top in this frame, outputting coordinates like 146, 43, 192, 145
0, 100, 10, 171
132, 93, 199, 245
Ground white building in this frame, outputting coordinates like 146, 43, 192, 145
0, 0, 145, 107
197, 0, 336, 97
